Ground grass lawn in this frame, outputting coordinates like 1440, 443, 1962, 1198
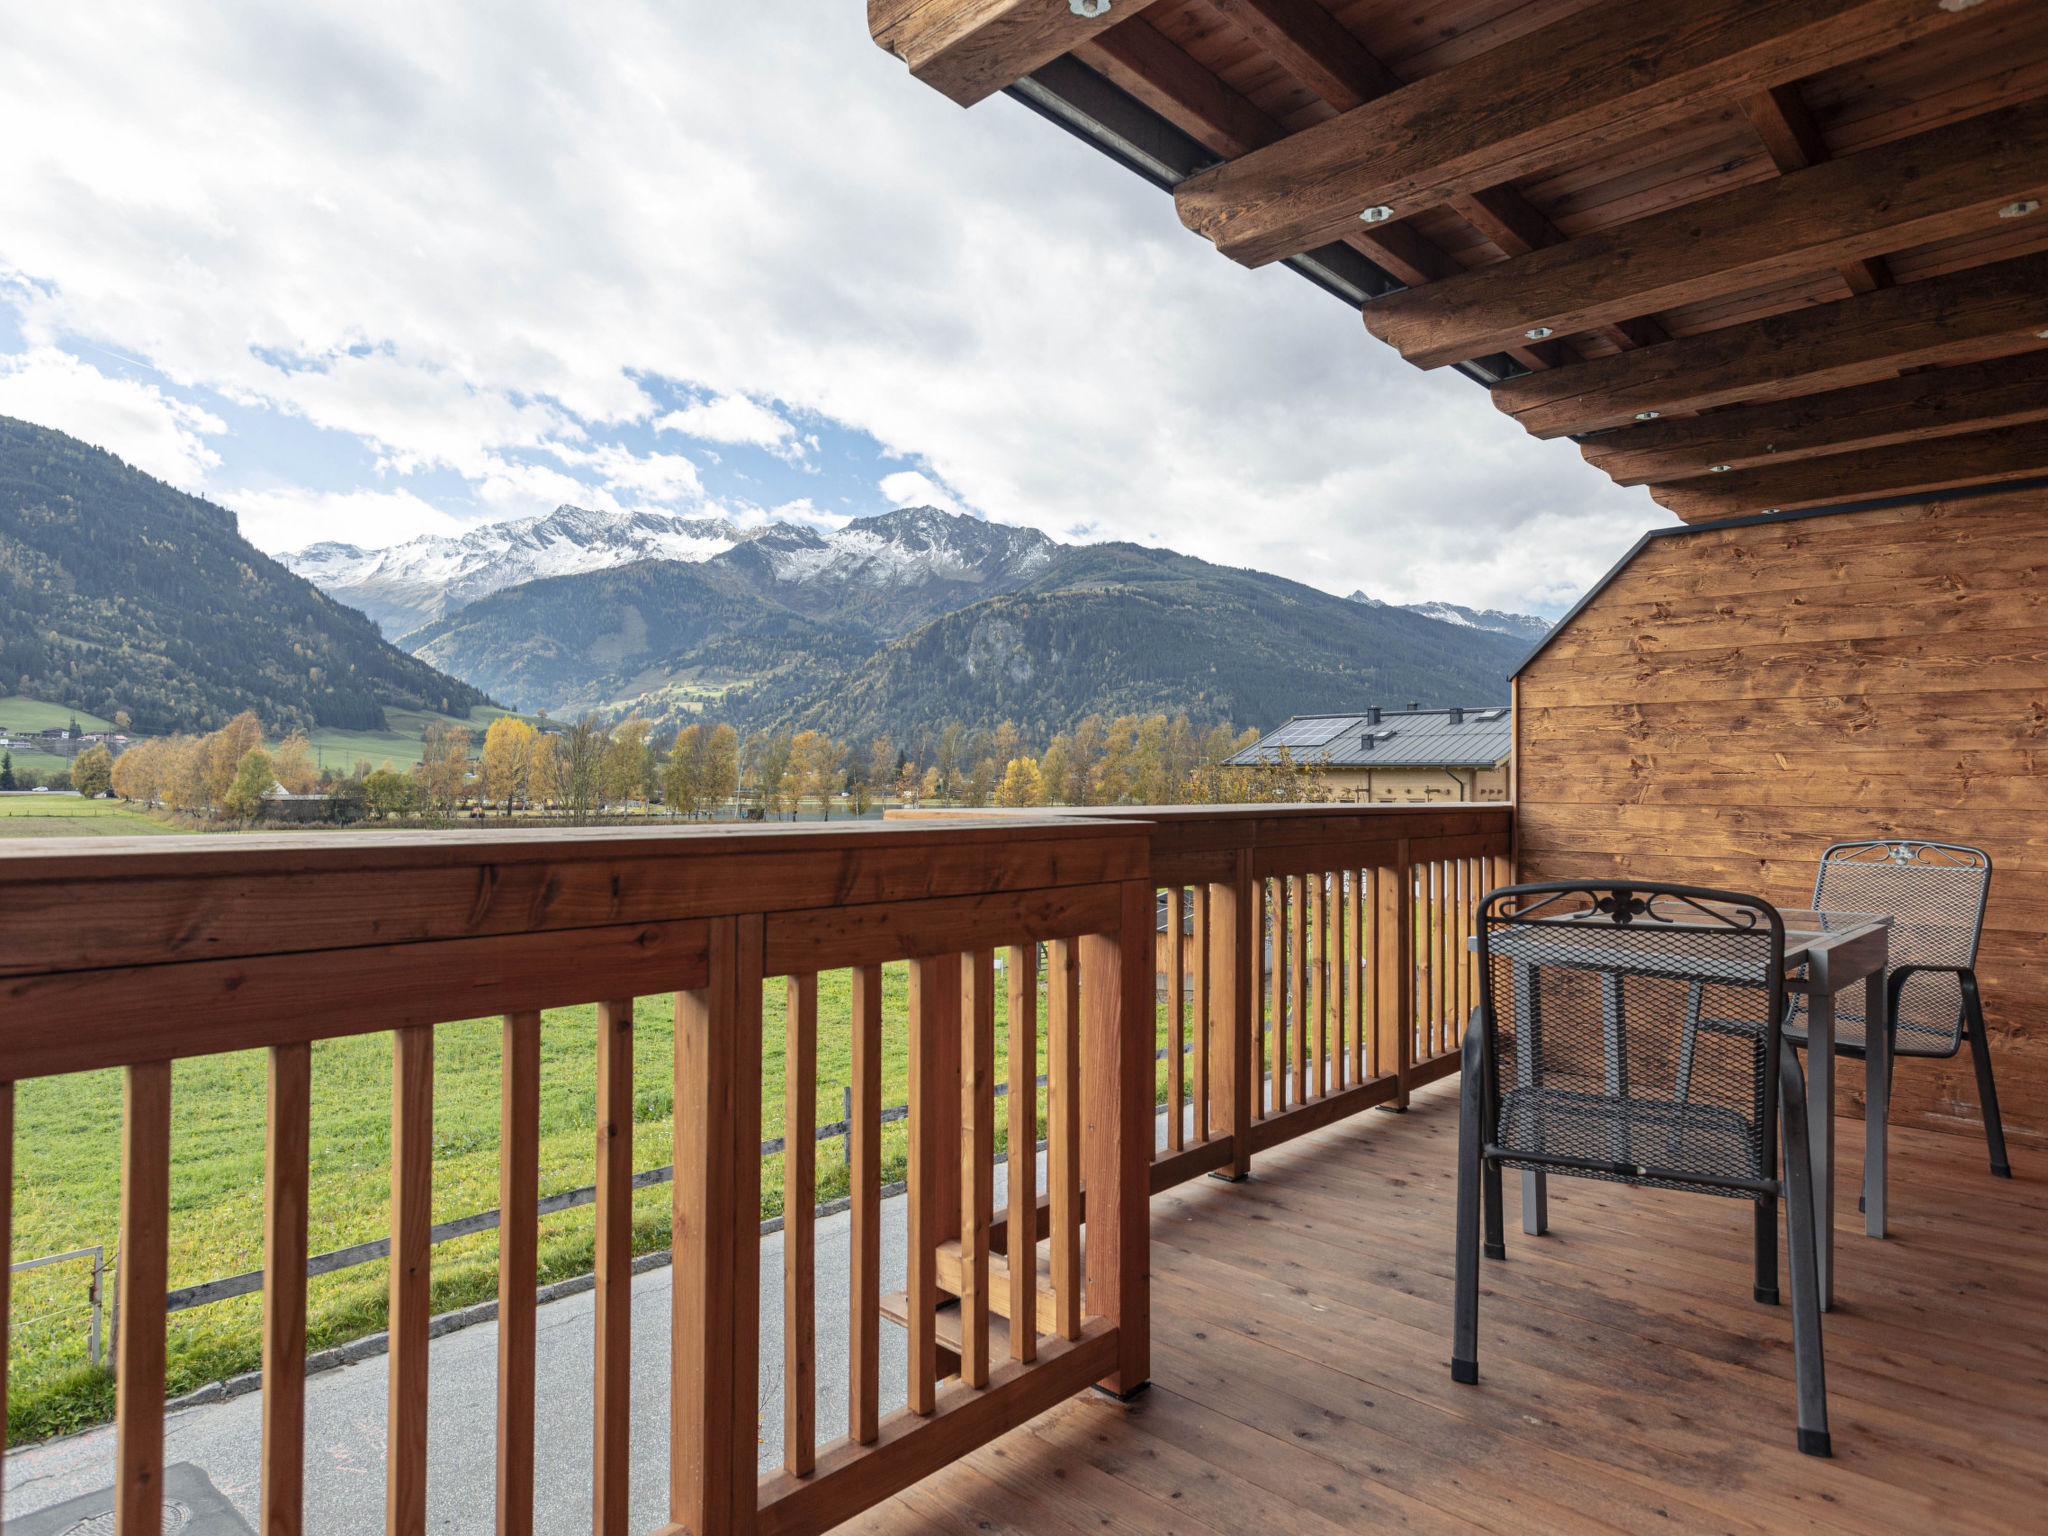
0, 698, 117, 735
0, 797, 180, 838
8, 961, 1191, 1446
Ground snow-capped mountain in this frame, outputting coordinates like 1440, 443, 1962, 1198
712, 507, 1061, 630
281, 506, 757, 639
289, 504, 1066, 642
1348, 591, 1552, 643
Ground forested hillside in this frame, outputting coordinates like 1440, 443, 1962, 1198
743, 544, 1525, 741
0, 417, 491, 734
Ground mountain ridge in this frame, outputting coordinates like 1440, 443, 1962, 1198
0, 415, 492, 734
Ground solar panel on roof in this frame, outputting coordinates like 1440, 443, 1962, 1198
1259, 716, 1361, 749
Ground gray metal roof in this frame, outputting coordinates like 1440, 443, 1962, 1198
1228, 708, 1511, 769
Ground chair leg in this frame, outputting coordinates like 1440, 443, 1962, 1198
1753, 1195, 1779, 1305
1960, 972, 2012, 1178
1483, 1159, 1506, 1260
1520, 1171, 1548, 1238
1778, 1037, 1832, 1457
1453, 1025, 1485, 1384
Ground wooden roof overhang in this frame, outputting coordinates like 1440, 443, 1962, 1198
868, 0, 2048, 524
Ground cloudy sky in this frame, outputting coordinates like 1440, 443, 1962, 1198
0, 2, 1667, 615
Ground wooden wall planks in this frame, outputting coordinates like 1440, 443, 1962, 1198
1517, 486, 2048, 1148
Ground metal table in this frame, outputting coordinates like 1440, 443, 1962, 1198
1477, 908, 1891, 1309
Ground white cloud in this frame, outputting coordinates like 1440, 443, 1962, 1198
657, 393, 797, 452
0, 347, 224, 486
0, 2, 1667, 614
226, 483, 464, 554
880, 470, 965, 517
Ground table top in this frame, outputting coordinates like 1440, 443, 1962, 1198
1478, 907, 1891, 987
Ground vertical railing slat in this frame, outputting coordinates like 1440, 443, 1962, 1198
784, 975, 817, 1476
594, 1001, 634, 1533
497, 1012, 541, 1536
1006, 943, 1039, 1362
1047, 937, 1083, 1340
849, 964, 883, 1443
1167, 886, 1186, 1152
1255, 879, 1270, 1122
1314, 873, 1330, 1099
1362, 867, 1378, 1082
1289, 874, 1308, 1108
907, 959, 942, 1412
0, 1082, 11, 1534
387, 1028, 432, 1536
960, 951, 995, 1388
1191, 886, 1211, 1144
117, 1060, 172, 1536
262, 1044, 311, 1536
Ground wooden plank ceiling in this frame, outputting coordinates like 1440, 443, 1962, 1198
869, 0, 2048, 523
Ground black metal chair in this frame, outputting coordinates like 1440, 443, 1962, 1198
1788, 841, 2009, 1179
1452, 880, 1831, 1457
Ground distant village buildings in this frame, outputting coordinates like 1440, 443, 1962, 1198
1228, 707, 1510, 803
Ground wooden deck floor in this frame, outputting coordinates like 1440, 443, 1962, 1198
839, 1081, 2048, 1535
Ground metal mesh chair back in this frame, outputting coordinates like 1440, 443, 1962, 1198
1479, 882, 1786, 1198
1804, 841, 1990, 1056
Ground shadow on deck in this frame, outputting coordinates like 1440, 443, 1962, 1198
843, 1082, 2047, 1535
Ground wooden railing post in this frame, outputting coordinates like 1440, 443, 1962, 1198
116, 1061, 172, 1536
1082, 880, 1155, 1397
593, 999, 634, 1535
498, 1012, 541, 1536
1376, 842, 1414, 1109
262, 1043, 311, 1536
1208, 852, 1253, 1179
671, 915, 762, 1536
388, 1027, 433, 1536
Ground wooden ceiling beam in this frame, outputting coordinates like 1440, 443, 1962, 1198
1741, 83, 1895, 296
1077, 10, 1498, 316
1203, 0, 1401, 111
1361, 96, 2048, 369
1651, 420, 2048, 521
1583, 351, 2048, 485
1171, 0, 2023, 267
1492, 251, 2048, 439
1077, 15, 1283, 158
867, 0, 1125, 108
1449, 185, 1669, 352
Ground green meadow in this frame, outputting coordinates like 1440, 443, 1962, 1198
9, 964, 1195, 1446
0, 796, 178, 838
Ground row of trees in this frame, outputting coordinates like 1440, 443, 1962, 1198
109, 711, 322, 818
100, 707, 1329, 825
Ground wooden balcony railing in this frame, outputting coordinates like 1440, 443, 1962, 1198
0, 803, 1509, 1536
1123, 806, 1513, 1190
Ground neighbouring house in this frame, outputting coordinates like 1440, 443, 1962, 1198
258, 782, 336, 824
1229, 706, 1511, 802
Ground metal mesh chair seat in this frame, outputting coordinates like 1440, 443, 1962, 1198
1497, 1085, 1764, 1195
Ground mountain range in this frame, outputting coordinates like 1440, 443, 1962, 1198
378, 506, 1543, 738
0, 409, 1551, 744
0, 417, 491, 734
